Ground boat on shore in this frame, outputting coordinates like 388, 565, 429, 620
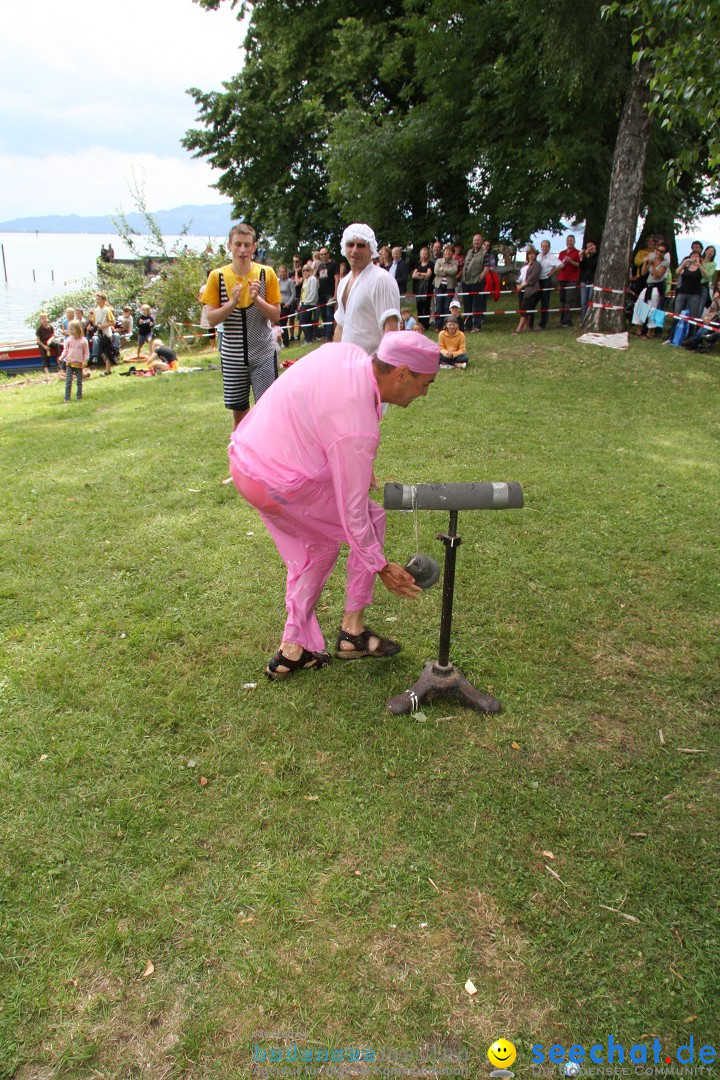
0, 340, 60, 375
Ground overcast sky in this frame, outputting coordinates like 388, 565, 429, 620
0, 0, 244, 219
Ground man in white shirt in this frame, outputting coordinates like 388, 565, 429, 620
537, 240, 561, 330
334, 223, 401, 355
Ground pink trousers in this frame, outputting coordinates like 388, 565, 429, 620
232, 468, 386, 652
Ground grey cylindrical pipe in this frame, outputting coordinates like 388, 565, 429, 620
383, 481, 524, 512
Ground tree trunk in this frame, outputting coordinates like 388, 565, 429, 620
582, 62, 653, 332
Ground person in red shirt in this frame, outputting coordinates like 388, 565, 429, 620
553, 234, 581, 327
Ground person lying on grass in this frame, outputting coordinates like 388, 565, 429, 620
228, 330, 440, 680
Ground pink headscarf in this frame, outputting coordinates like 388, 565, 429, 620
376, 330, 440, 374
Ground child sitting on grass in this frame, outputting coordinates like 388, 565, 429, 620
146, 339, 178, 372
438, 317, 468, 368
400, 306, 416, 331
59, 320, 89, 401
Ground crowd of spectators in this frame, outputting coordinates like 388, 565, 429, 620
36, 293, 161, 375
270, 231, 598, 340
630, 235, 718, 347
267, 230, 717, 347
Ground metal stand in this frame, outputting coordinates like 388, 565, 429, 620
387, 509, 501, 716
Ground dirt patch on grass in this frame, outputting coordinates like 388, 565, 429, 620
589, 637, 693, 683
448, 889, 552, 1043
90, 995, 185, 1078
18, 972, 186, 1079
589, 712, 641, 753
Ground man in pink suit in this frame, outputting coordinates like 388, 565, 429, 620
229, 330, 440, 679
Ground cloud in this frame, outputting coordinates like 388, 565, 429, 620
0, 0, 245, 212
0, 148, 228, 219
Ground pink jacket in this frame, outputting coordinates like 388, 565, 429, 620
60, 336, 89, 367
229, 343, 386, 574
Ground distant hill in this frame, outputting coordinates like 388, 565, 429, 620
0, 204, 235, 235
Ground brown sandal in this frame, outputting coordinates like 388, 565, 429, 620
265, 648, 332, 681
335, 627, 402, 660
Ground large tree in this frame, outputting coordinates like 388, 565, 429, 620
584, 0, 720, 332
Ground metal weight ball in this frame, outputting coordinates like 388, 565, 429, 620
404, 553, 441, 589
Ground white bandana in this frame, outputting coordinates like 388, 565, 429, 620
341, 222, 378, 259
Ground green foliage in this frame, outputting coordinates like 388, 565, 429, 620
185, 0, 718, 253
604, 0, 720, 177
26, 277, 97, 328
146, 249, 226, 326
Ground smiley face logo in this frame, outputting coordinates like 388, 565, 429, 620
488, 1039, 517, 1068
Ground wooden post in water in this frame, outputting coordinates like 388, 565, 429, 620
1, 244, 7, 284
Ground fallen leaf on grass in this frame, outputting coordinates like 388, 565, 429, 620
629, 832, 648, 838
236, 916, 255, 926
465, 979, 478, 996
685, 1015, 698, 1023
385, 616, 398, 622
511, 742, 521, 750
414, 711, 427, 722
38, 754, 48, 762
428, 878, 440, 892
142, 961, 155, 978
187, 759, 197, 768
304, 795, 319, 801
677, 748, 705, 754
242, 682, 257, 690
541, 850, 554, 860
658, 729, 665, 745
545, 864, 566, 885
599, 904, 640, 923
199, 776, 208, 786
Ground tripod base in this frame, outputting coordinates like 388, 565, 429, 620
387, 659, 501, 716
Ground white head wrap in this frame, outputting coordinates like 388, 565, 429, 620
341, 223, 378, 259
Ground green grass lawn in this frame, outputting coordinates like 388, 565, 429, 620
1, 329, 718, 1079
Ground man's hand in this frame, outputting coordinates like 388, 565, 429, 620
249, 279, 261, 303
378, 562, 422, 598
231, 282, 243, 304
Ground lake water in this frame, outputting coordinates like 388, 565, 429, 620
0, 233, 226, 343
